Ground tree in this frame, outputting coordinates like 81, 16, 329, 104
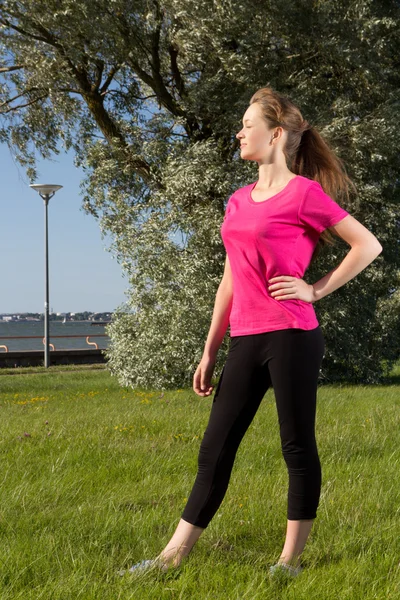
1, 0, 399, 389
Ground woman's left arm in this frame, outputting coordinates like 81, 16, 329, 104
310, 214, 383, 302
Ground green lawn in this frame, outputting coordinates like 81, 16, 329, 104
0, 364, 399, 599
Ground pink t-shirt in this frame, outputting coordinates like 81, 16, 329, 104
220, 174, 350, 336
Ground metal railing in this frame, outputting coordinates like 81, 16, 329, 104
0, 334, 109, 352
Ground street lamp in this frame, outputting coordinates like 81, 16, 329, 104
29, 184, 63, 368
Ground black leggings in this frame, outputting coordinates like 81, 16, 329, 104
181, 326, 325, 528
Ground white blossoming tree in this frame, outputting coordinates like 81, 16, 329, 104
1, 0, 399, 388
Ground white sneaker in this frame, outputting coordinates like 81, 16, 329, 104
269, 562, 303, 578
118, 558, 168, 577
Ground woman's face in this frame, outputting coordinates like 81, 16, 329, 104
236, 103, 282, 162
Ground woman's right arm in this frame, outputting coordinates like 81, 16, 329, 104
202, 254, 233, 360
193, 254, 233, 396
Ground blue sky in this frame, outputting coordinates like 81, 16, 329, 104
0, 143, 130, 314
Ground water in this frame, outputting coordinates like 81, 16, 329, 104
0, 321, 110, 352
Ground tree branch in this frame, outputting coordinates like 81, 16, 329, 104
93, 59, 104, 92
0, 93, 48, 114
0, 16, 51, 45
101, 88, 158, 102
126, 1, 202, 138
0, 64, 25, 73
56, 87, 83, 95
168, 41, 185, 97
108, 7, 189, 120
0, 13, 83, 84
100, 64, 122, 96
0, 86, 41, 107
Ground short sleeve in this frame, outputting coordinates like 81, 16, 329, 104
223, 194, 233, 222
299, 181, 350, 233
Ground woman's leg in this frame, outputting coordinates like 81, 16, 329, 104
156, 519, 205, 567
278, 519, 314, 568
265, 326, 325, 567
158, 335, 271, 567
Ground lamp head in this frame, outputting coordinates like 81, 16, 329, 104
30, 184, 63, 196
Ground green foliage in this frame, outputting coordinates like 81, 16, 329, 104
1, 0, 399, 388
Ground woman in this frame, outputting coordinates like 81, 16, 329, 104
126, 87, 382, 578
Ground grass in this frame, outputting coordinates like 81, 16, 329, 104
0, 363, 399, 599
0, 363, 107, 376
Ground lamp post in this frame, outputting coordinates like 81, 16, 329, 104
29, 184, 63, 368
